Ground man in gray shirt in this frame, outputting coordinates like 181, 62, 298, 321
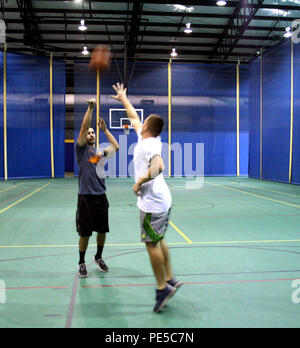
75, 99, 119, 278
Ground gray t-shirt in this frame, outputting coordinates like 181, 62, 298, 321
75, 142, 106, 195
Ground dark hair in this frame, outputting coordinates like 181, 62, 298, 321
147, 114, 165, 137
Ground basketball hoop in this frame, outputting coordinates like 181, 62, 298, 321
123, 124, 130, 135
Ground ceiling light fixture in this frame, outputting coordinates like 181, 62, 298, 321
79, 19, 87, 31
184, 22, 193, 34
170, 48, 178, 58
82, 46, 89, 55
217, 0, 227, 6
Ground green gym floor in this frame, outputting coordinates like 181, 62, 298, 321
0, 177, 300, 328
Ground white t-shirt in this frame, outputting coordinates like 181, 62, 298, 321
134, 129, 172, 213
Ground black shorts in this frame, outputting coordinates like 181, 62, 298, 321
76, 194, 109, 237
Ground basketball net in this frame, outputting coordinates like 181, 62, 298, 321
123, 125, 130, 135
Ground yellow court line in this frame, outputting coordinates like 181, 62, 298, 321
190, 239, 300, 245
169, 220, 193, 244
0, 183, 50, 215
206, 182, 300, 209
1, 239, 300, 249
0, 183, 22, 193
231, 181, 300, 198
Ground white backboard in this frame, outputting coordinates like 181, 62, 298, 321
109, 108, 144, 129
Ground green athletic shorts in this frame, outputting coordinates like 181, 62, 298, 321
139, 208, 171, 243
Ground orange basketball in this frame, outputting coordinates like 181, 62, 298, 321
89, 45, 111, 72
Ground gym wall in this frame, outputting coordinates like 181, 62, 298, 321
249, 38, 300, 185
0, 51, 66, 180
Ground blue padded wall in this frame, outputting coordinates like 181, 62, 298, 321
6, 54, 51, 179
262, 39, 291, 183
0, 53, 65, 179
248, 39, 300, 184
171, 63, 239, 176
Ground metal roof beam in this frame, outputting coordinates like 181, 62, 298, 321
16, 0, 43, 49
127, 1, 144, 59
6, 36, 270, 50
6, 28, 274, 41
6, 46, 251, 57
209, 0, 264, 61
3, 18, 287, 32
3, 7, 298, 22
30, 0, 300, 11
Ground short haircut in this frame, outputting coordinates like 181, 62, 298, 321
147, 114, 165, 137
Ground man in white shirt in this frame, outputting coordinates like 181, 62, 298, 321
111, 83, 183, 313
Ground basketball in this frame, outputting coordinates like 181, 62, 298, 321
89, 45, 111, 72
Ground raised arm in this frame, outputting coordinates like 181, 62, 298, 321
77, 99, 97, 147
110, 82, 142, 134
98, 118, 119, 154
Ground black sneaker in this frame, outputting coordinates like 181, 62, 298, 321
153, 284, 176, 313
78, 263, 88, 278
94, 257, 109, 272
167, 277, 183, 289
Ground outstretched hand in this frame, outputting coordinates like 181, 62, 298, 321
87, 98, 97, 109
98, 118, 107, 132
111, 82, 127, 102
